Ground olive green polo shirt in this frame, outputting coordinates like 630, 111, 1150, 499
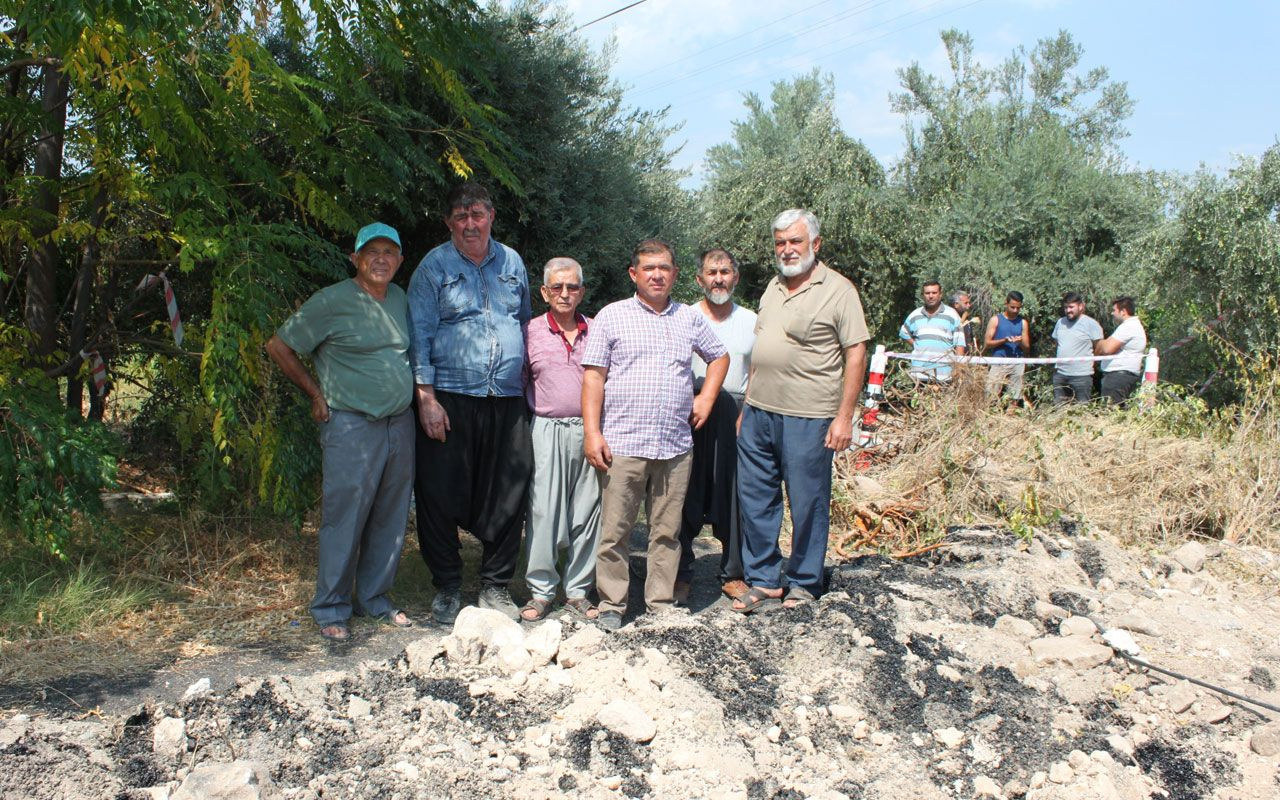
746, 262, 870, 419
276, 279, 413, 420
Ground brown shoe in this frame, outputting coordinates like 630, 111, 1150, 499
673, 580, 692, 606
721, 579, 749, 600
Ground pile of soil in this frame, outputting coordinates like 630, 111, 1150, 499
4, 527, 1280, 799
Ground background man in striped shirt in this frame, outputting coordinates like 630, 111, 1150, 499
900, 281, 966, 384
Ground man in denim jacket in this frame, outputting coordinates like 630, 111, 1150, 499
408, 182, 532, 623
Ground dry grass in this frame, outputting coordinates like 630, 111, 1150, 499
831, 365, 1280, 558
0, 509, 318, 686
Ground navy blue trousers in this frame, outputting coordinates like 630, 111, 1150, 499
736, 406, 835, 593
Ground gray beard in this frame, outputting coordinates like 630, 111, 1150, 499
703, 287, 733, 305
777, 251, 815, 278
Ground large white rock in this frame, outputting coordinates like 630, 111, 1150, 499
1028, 635, 1112, 670
559, 625, 606, 667
597, 699, 657, 743
994, 615, 1040, 640
972, 775, 1001, 797
1111, 613, 1162, 637
524, 620, 562, 668
1058, 616, 1097, 637
444, 607, 525, 665
404, 637, 446, 678
172, 761, 281, 800
1171, 541, 1207, 573
152, 716, 187, 758
1249, 722, 1280, 757
181, 678, 211, 704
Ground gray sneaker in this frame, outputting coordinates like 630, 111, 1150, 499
431, 587, 462, 625
477, 585, 520, 621
596, 610, 623, 632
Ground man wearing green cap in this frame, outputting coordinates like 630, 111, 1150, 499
266, 222, 415, 641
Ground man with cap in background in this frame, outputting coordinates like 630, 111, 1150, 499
267, 222, 416, 641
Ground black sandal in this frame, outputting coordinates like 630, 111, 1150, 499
731, 587, 782, 614
520, 597, 554, 622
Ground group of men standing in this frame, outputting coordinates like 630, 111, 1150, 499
901, 284, 1148, 407
268, 183, 869, 639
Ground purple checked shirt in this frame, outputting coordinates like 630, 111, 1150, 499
582, 296, 727, 460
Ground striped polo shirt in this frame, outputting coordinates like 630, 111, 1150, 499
899, 305, 965, 381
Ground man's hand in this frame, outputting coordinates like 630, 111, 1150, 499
416, 389, 450, 442
690, 392, 715, 430
310, 394, 330, 423
825, 416, 854, 451
584, 431, 612, 471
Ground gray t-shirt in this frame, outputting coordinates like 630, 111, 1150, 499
1051, 315, 1103, 376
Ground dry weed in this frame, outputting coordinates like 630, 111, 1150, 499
832, 366, 1280, 557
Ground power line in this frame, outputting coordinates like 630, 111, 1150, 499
575, 0, 650, 32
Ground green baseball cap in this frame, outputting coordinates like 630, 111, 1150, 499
354, 222, 401, 252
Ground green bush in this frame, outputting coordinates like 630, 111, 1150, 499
0, 325, 118, 557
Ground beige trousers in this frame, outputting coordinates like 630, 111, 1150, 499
595, 450, 692, 614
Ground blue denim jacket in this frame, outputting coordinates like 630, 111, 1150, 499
407, 239, 531, 397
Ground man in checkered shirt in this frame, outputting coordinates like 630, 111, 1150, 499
581, 239, 729, 630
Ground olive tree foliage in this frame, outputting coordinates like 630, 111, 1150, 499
401, 0, 693, 312
0, 0, 509, 549
892, 30, 1162, 344
1133, 144, 1280, 398
701, 71, 913, 337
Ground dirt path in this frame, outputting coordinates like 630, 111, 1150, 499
5, 528, 1280, 800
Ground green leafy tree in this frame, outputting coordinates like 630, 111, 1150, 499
701, 71, 912, 336
1, 1, 510, 545
1135, 144, 1280, 399
892, 30, 1160, 346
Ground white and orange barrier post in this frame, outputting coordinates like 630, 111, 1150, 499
1141, 347, 1160, 406
854, 344, 888, 468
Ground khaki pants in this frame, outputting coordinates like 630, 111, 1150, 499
595, 451, 692, 614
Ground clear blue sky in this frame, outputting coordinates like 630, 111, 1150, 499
557, 0, 1280, 184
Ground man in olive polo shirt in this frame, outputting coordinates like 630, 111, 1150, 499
266, 222, 415, 641
733, 209, 869, 613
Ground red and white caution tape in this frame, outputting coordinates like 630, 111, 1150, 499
136, 272, 184, 347
885, 351, 1124, 366
1164, 312, 1229, 353
79, 349, 107, 397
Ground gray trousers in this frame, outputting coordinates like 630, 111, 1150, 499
525, 416, 602, 601
313, 408, 414, 626
1053, 371, 1094, 403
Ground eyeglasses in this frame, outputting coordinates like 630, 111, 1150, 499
545, 283, 582, 294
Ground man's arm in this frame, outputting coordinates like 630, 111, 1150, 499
983, 315, 1001, 351
691, 354, 729, 430
265, 335, 329, 423
1018, 319, 1031, 353
581, 366, 611, 470
825, 341, 868, 451
415, 384, 450, 442
899, 319, 914, 348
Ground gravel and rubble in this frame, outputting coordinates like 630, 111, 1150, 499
4, 527, 1280, 799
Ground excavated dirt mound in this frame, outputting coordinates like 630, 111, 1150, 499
4, 528, 1280, 799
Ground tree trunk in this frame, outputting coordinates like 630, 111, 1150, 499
66, 186, 109, 417
24, 65, 69, 358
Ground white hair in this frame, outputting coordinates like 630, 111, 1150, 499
772, 208, 820, 242
542, 257, 584, 286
